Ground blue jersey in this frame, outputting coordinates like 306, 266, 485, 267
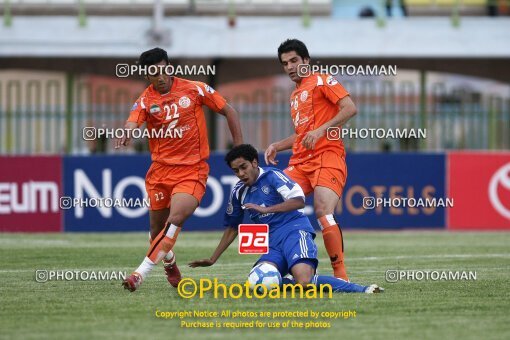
224, 167, 315, 246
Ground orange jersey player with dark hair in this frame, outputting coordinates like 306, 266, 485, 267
116, 48, 243, 292
265, 39, 357, 281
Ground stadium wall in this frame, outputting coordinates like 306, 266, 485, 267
0, 152, 509, 232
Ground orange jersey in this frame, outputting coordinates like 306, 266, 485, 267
127, 77, 226, 165
289, 73, 349, 165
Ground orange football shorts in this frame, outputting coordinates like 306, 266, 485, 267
284, 150, 347, 197
145, 160, 209, 210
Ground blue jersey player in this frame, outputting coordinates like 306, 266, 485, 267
189, 144, 383, 293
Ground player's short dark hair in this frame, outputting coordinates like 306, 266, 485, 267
225, 144, 259, 167
138, 47, 169, 67
277, 39, 310, 63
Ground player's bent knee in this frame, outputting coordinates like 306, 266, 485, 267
314, 201, 333, 218
292, 271, 313, 286
295, 276, 313, 287
314, 208, 330, 218
291, 261, 315, 286
167, 215, 185, 226
167, 211, 193, 226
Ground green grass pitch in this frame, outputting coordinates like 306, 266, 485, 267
1, 231, 509, 339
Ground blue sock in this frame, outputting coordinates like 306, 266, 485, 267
313, 275, 367, 293
282, 277, 294, 285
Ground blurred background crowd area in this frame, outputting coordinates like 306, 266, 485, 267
0, 0, 509, 155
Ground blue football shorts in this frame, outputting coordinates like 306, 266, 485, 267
255, 229, 318, 276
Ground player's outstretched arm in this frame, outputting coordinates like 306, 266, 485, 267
264, 133, 297, 165
188, 227, 238, 267
114, 121, 138, 149
219, 103, 244, 146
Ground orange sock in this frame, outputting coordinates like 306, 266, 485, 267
150, 231, 175, 263
319, 215, 348, 281
146, 223, 181, 264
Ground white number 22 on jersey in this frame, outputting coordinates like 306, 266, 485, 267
164, 103, 179, 128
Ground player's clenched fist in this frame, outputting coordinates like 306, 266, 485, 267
301, 128, 325, 150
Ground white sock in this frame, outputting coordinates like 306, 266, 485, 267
164, 250, 175, 265
135, 257, 155, 280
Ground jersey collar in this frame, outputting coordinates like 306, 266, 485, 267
248, 167, 265, 187
256, 167, 265, 181
296, 73, 315, 89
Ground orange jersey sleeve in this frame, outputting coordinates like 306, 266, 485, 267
319, 74, 349, 105
127, 90, 149, 127
194, 82, 227, 112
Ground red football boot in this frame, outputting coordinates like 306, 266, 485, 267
163, 258, 182, 288
122, 272, 142, 292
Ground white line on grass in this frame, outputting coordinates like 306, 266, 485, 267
2, 254, 508, 273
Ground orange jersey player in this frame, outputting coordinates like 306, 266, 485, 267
264, 39, 357, 281
115, 48, 243, 292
